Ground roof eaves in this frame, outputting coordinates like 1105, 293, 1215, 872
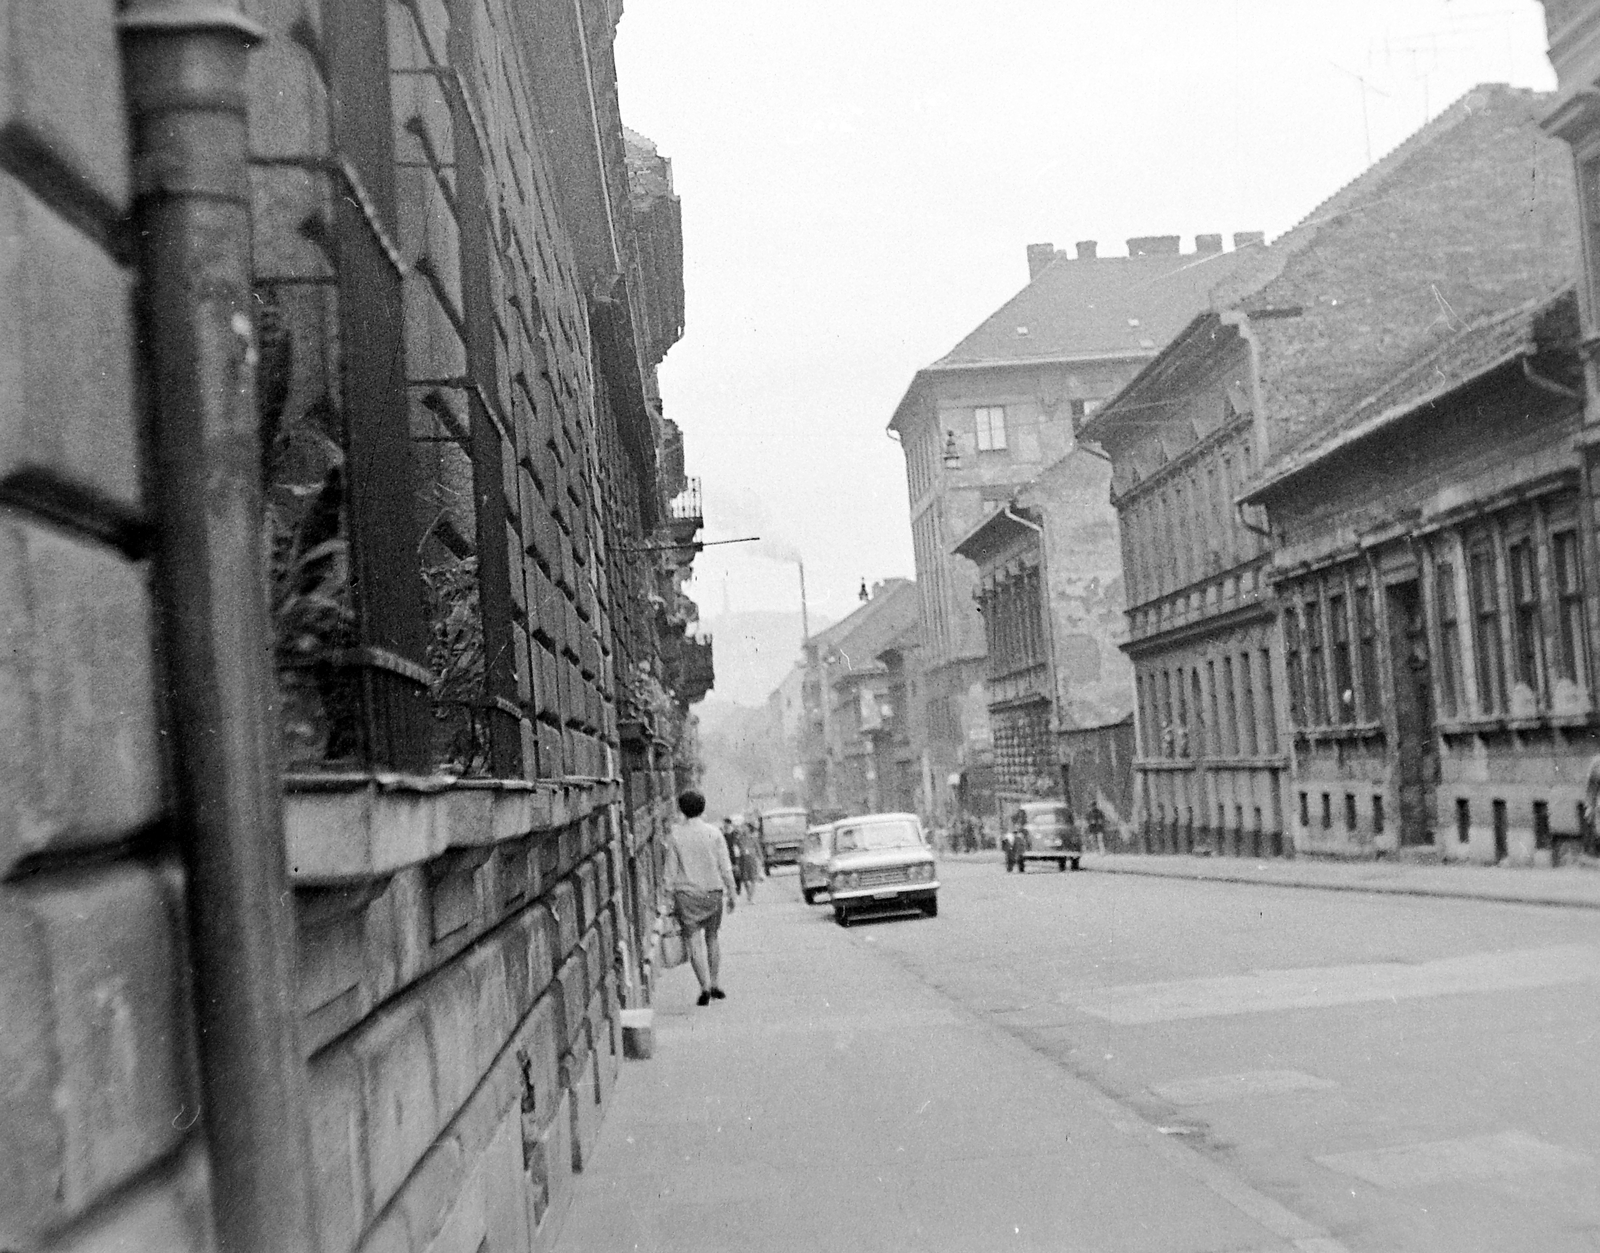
1241, 309, 1541, 504
951, 504, 1035, 562
1078, 311, 1220, 442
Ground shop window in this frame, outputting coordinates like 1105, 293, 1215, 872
1553, 529, 1589, 690
1534, 799, 1551, 851
1373, 794, 1385, 834
1457, 798, 1471, 843
1493, 799, 1508, 861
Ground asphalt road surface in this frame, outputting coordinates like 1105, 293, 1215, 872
864, 859, 1600, 1253
558, 860, 1600, 1252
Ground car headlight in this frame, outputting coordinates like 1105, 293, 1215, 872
914, 863, 934, 882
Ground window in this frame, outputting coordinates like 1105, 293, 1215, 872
1239, 652, 1258, 756
1355, 585, 1380, 718
1190, 669, 1204, 758
1457, 797, 1471, 843
974, 406, 1007, 451
1321, 792, 1332, 829
1508, 537, 1545, 698
1469, 544, 1506, 714
1260, 648, 1279, 752
1345, 792, 1357, 831
1299, 791, 1310, 828
1284, 608, 1305, 727
1330, 593, 1354, 724
1373, 794, 1385, 834
1534, 799, 1551, 851
1222, 655, 1239, 755
1553, 529, 1588, 690
1434, 560, 1463, 718
1305, 598, 1329, 724
1161, 670, 1174, 756
1206, 660, 1221, 755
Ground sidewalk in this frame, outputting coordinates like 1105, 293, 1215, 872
1079, 851, 1600, 910
551, 880, 1346, 1253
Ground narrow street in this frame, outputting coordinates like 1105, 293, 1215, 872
558, 862, 1600, 1252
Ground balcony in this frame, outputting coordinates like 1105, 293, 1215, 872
664, 477, 703, 547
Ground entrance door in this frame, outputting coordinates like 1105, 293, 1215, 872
1386, 579, 1437, 845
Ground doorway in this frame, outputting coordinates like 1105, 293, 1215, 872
1386, 579, 1437, 845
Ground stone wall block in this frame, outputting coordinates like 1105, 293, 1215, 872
517, 991, 561, 1129
305, 1047, 365, 1253
481, 1106, 532, 1253
465, 935, 513, 1079
402, 267, 468, 381
0, 180, 139, 505
565, 1047, 599, 1174
0, 865, 192, 1244
422, 960, 479, 1121
43, 1141, 215, 1253
554, 950, 587, 1053
245, 32, 329, 159
548, 876, 579, 957
249, 166, 335, 282
353, 1002, 440, 1215
528, 1089, 572, 1249
0, 523, 162, 875
3, 0, 130, 206
573, 858, 597, 935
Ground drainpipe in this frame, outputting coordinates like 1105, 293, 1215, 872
121, 6, 320, 1252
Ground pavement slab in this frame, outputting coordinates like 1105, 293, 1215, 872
552, 880, 1343, 1253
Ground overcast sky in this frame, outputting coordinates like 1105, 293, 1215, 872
612, 0, 1556, 627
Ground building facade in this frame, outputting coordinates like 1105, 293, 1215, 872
1083, 320, 1287, 855
1245, 292, 1593, 863
0, 3, 708, 1251
889, 235, 1264, 825
1085, 85, 1578, 859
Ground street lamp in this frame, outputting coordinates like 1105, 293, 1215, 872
943, 429, 960, 468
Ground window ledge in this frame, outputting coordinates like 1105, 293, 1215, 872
1294, 722, 1383, 743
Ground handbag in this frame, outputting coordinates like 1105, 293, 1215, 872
657, 911, 688, 968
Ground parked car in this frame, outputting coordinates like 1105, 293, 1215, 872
757, 806, 809, 872
798, 822, 838, 904
827, 812, 938, 926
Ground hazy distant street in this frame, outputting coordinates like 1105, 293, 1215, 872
562, 860, 1600, 1253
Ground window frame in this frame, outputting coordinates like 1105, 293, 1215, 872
974, 405, 1008, 452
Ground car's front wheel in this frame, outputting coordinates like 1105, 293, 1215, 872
802, 887, 816, 905
835, 906, 850, 927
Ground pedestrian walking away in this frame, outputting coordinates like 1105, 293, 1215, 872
721, 815, 745, 895
737, 821, 762, 901
665, 790, 737, 1006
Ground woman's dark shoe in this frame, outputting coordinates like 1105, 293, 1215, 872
696, 990, 711, 1007
708, 987, 726, 1000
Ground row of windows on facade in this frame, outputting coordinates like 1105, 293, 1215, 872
1120, 432, 1264, 608
978, 566, 1047, 677
1293, 788, 1578, 851
1136, 647, 1281, 761
1282, 494, 1588, 730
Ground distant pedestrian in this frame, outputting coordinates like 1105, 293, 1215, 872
738, 823, 761, 901
722, 816, 745, 894
665, 790, 737, 1006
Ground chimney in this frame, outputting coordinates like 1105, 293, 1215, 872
1075, 239, 1097, 261
1232, 231, 1265, 249
1026, 242, 1057, 280
1194, 233, 1223, 255
1127, 235, 1181, 256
